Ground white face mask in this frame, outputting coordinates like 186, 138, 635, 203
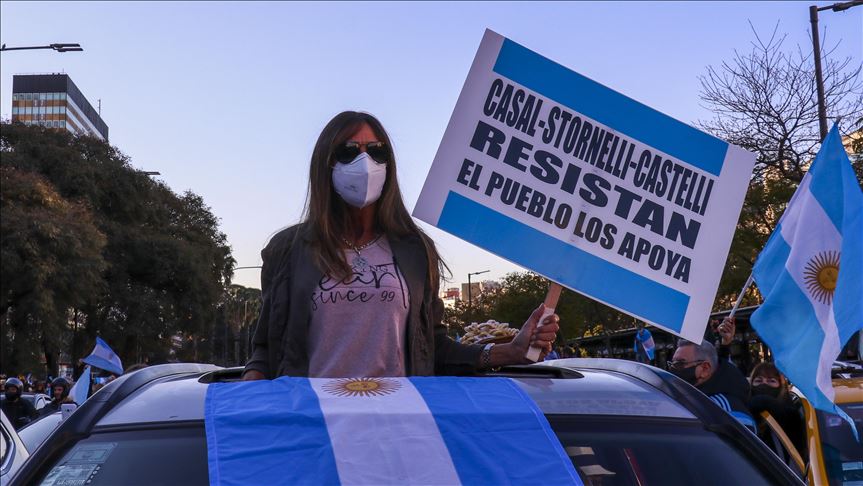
332, 152, 387, 208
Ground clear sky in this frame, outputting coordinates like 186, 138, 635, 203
2, 1, 861, 290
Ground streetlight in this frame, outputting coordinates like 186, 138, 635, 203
809, 0, 862, 139
0, 43, 83, 53
467, 270, 490, 324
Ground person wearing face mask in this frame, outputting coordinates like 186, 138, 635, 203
242, 111, 561, 380
748, 362, 806, 457
669, 340, 756, 432
1, 377, 38, 430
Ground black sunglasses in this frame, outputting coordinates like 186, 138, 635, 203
333, 141, 389, 164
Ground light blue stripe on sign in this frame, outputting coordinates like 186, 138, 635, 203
411, 377, 582, 485
492, 38, 728, 177
438, 191, 689, 332
205, 378, 341, 486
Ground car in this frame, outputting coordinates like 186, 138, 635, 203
10, 360, 803, 485
23, 394, 51, 412
759, 361, 863, 486
0, 410, 29, 486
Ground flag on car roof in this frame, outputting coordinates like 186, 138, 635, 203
205, 376, 582, 486
82, 336, 123, 376
751, 124, 863, 429
69, 366, 91, 406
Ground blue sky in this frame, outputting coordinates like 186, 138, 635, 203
2, 1, 861, 290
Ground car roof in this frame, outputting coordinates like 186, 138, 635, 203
97, 360, 695, 427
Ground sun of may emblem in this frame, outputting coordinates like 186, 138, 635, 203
321, 378, 401, 397
803, 251, 840, 305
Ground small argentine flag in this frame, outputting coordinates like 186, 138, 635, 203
751, 124, 863, 428
82, 336, 124, 376
205, 376, 581, 485
69, 366, 91, 406
634, 328, 655, 361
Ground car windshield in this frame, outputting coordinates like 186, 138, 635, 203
548, 416, 775, 486
18, 412, 63, 453
35, 426, 208, 486
33, 416, 777, 486
817, 402, 863, 486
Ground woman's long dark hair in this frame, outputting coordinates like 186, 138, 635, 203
302, 111, 448, 286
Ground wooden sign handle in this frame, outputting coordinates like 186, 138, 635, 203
525, 283, 562, 362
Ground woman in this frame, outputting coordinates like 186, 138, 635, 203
748, 362, 805, 458
243, 111, 559, 380
750, 362, 790, 402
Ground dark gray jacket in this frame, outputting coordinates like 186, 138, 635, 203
244, 224, 484, 378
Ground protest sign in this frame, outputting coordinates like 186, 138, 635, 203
414, 30, 756, 341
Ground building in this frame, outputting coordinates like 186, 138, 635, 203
11, 73, 109, 140
439, 287, 460, 309
481, 280, 501, 293
442, 287, 460, 300
461, 282, 482, 303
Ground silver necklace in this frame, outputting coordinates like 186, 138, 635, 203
341, 235, 381, 272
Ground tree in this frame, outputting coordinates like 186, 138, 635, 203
443, 272, 632, 344
0, 122, 235, 373
850, 117, 863, 180
0, 167, 107, 374
698, 25, 863, 309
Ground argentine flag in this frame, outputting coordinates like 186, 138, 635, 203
205, 376, 581, 485
82, 336, 124, 376
634, 328, 655, 361
69, 366, 91, 406
751, 124, 863, 425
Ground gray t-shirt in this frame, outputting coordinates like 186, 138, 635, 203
307, 237, 410, 378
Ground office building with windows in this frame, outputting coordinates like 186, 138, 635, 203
11, 73, 108, 140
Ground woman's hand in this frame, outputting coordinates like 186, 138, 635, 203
491, 304, 561, 366
242, 370, 266, 381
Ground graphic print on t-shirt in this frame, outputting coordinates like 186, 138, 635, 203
311, 261, 408, 311
307, 238, 411, 378
310, 237, 409, 313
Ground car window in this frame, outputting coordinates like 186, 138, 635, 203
35, 426, 208, 486
0, 423, 9, 467
547, 416, 775, 486
817, 402, 863, 486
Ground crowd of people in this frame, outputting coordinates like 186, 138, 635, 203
640, 316, 807, 464
0, 375, 74, 430
0, 366, 128, 430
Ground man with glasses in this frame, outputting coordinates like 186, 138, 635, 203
669, 340, 756, 432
